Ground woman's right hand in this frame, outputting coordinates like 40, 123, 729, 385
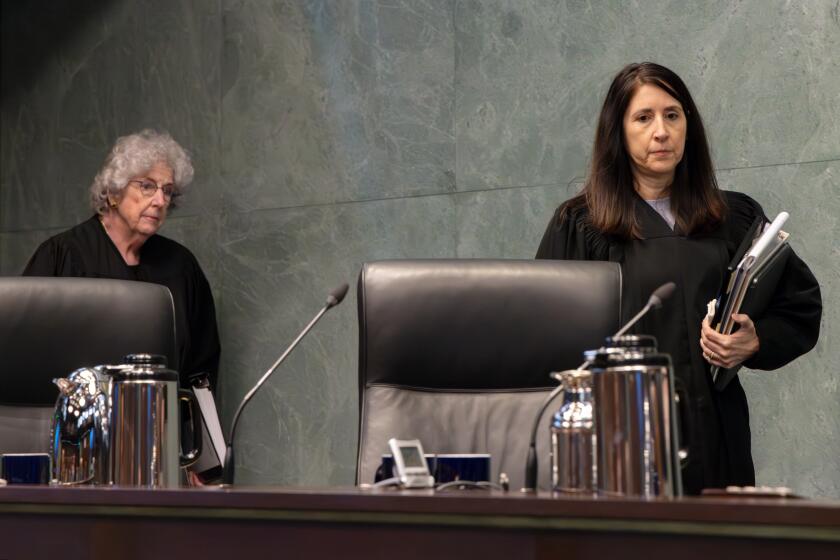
700, 315, 760, 369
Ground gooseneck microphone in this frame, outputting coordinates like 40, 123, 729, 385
222, 283, 349, 485
614, 281, 676, 338
522, 281, 676, 492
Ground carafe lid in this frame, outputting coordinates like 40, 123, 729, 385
603, 334, 658, 350
584, 333, 671, 369
124, 353, 168, 366
112, 353, 177, 382
585, 348, 671, 369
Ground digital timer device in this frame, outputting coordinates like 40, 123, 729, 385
387, 438, 435, 489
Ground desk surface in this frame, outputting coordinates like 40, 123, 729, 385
2, 486, 839, 559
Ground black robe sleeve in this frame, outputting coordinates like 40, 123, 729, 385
23, 238, 80, 277
182, 254, 221, 390
725, 192, 822, 370
535, 204, 610, 261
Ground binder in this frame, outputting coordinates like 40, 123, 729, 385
711, 215, 761, 328
711, 212, 791, 391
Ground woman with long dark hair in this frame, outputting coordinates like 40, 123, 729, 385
536, 62, 821, 494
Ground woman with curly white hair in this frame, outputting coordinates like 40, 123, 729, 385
23, 129, 220, 389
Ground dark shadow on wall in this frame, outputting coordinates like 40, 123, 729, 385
1, 0, 118, 105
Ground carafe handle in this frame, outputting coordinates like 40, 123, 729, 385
178, 389, 203, 467
673, 384, 692, 467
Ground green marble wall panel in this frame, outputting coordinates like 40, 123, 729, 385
454, 183, 576, 259
221, 0, 455, 212
1, 0, 223, 233
216, 195, 456, 484
0, 227, 66, 276
454, 0, 840, 191
718, 160, 839, 497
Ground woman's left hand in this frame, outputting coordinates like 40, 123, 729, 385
700, 314, 760, 369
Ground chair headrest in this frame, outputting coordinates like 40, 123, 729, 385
0, 277, 177, 405
357, 259, 621, 391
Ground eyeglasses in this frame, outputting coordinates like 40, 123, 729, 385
128, 179, 178, 201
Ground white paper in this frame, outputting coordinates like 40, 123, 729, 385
193, 386, 227, 464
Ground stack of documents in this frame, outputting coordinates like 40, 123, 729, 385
708, 211, 791, 390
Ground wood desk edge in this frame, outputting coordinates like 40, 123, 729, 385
1, 485, 838, 541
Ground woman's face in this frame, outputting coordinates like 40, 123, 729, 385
113, 161, 175, 238
622, 83, 686, 186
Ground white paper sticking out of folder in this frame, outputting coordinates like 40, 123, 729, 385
721, 211, 789, 334
193, 385, 227, 464
739, 212, 789, 270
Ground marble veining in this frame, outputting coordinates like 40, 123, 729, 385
220, 0, 456, 213
0, 0, 222, 233
454, 0, 840, 191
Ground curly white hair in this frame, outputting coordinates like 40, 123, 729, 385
90, 129, 194, 214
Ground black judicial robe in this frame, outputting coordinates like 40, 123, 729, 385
536, 191, 822, 493
23, 216, 221, 390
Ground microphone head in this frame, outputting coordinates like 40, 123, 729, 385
649, 281, 676, 309
326, 283, 350, 308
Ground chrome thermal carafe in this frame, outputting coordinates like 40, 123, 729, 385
549, 369, 595, 493
586, 335, 685, 497
109, 354, 201, 487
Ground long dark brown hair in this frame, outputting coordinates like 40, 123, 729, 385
563, 62, 726, 239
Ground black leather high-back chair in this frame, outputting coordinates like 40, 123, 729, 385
356, 259, 621, 490
0, 277, 177, 454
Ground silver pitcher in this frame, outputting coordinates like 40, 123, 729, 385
586, 335, 685, 497
50, 354, 201, 487
549, 335, 687, 497
50, 364, 128, 485
549, 369, 595, 493
109, 354, 201, 487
